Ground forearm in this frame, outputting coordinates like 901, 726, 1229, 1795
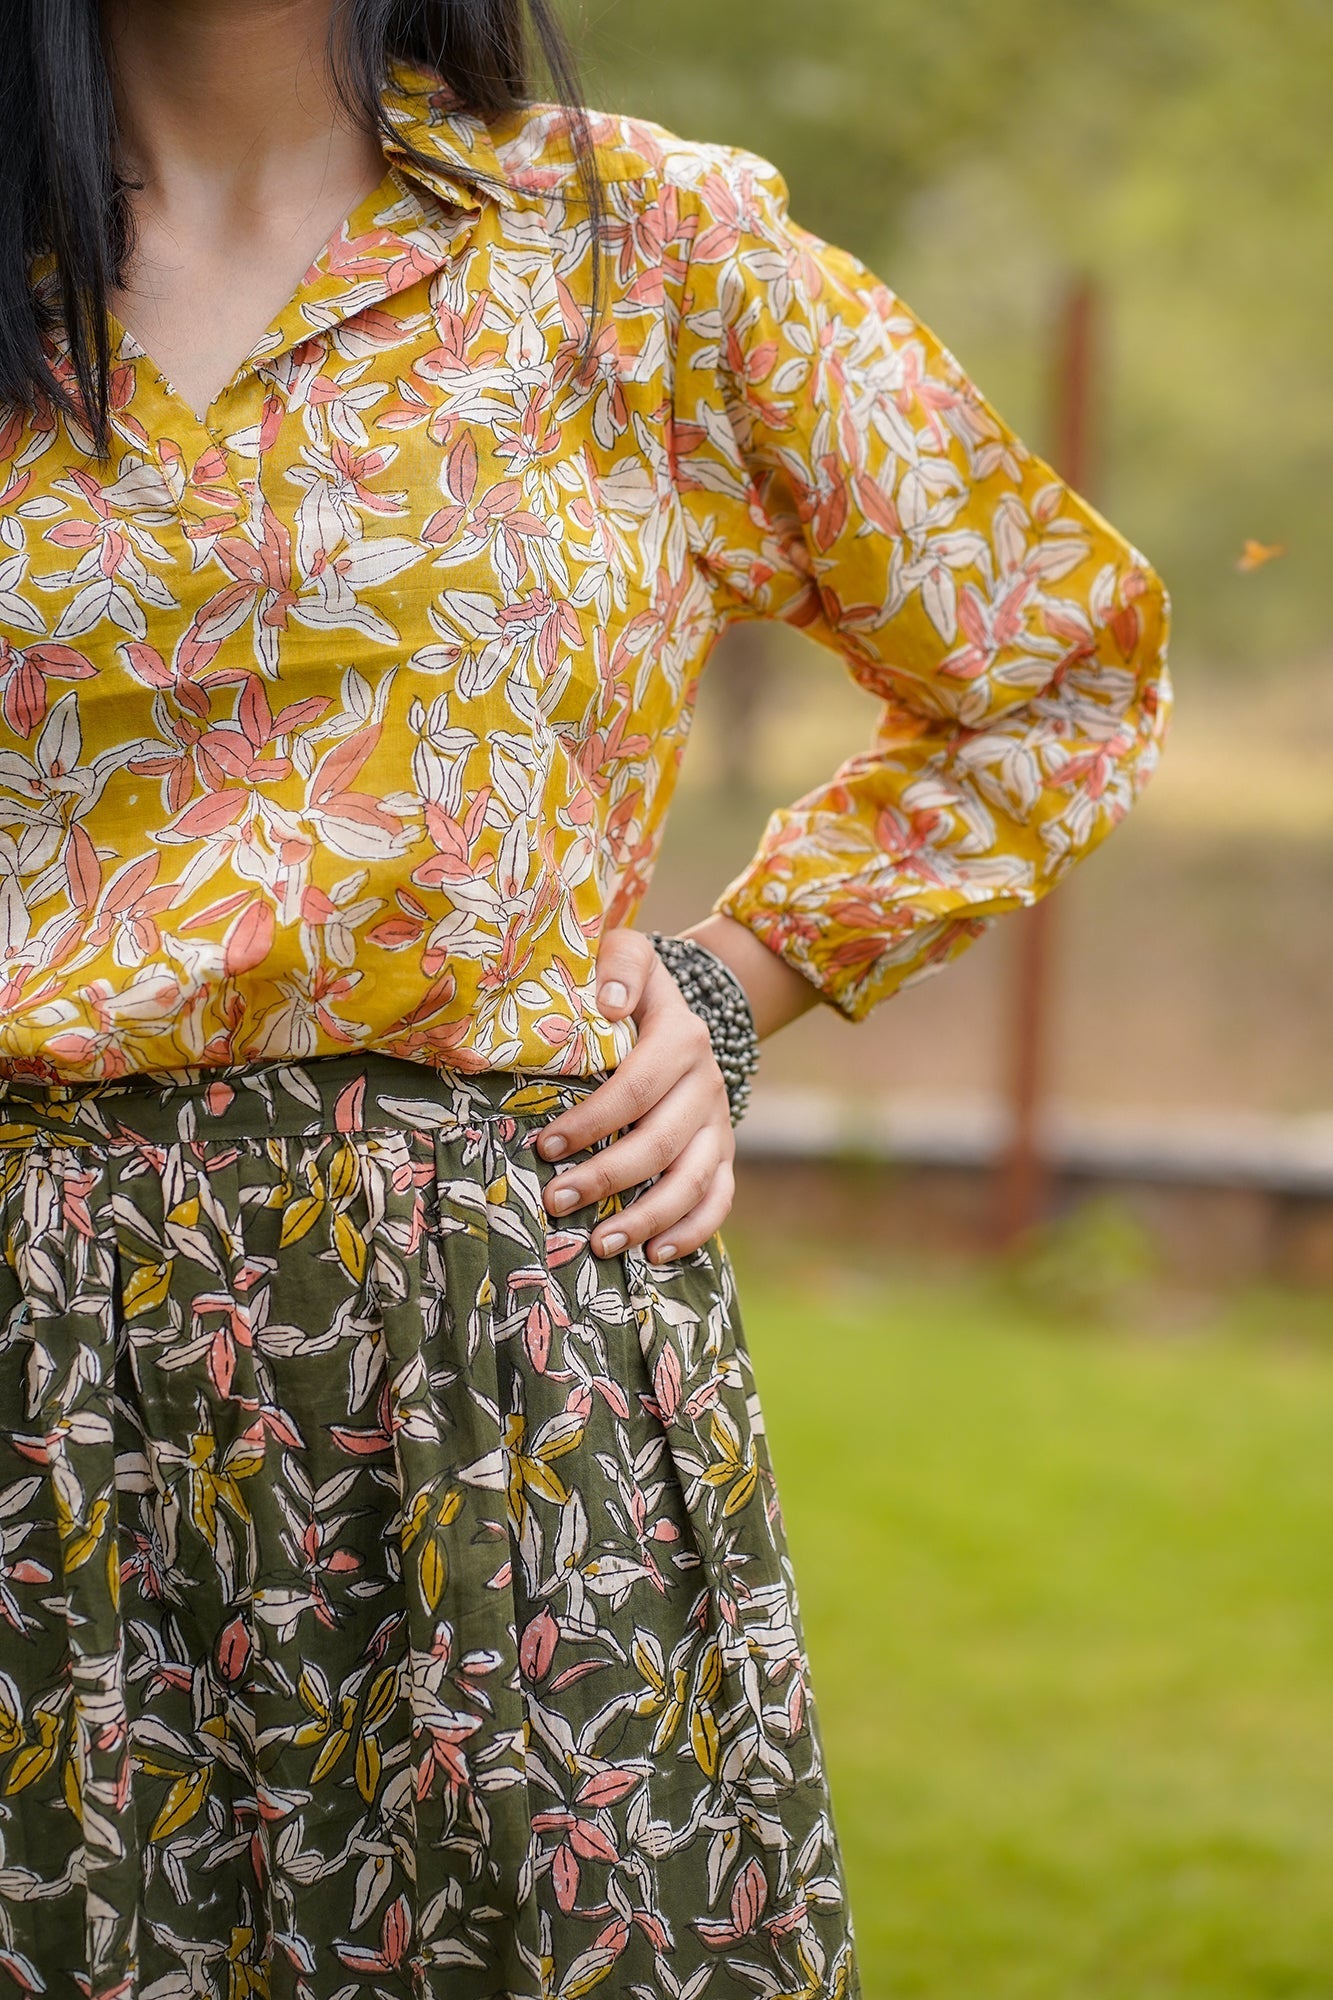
680, 912, 822, 1042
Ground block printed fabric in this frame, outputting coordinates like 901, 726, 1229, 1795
0, 1056, 854, 1996
0, 63, 1170, 1081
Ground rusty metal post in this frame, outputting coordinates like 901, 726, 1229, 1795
995, 276, 1099, 1246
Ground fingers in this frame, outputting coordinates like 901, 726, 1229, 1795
544, 1070, 729, 1218
582, 1129, 736, 1263
537, 997, 711, 1161
593, 923, 657, 1022
635, 1155, 738, 1265
531, 920, 738, 1262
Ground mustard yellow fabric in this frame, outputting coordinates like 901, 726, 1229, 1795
0, 63, 1170, 1081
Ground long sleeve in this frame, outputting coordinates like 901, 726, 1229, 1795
666, 146, 1172, 1021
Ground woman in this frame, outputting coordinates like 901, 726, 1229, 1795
0, 1, 1170, 1994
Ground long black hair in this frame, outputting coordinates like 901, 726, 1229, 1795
0, 0, 603, 458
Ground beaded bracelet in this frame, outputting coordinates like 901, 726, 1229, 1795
645, 931, 761, 1127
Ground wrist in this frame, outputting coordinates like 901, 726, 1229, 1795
646, 931, 761, 1127
679, 913, 820, 1041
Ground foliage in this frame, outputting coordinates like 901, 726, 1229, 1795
998, 1195, 1162, 1323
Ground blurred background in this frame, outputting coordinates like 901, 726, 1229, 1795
576, 1, 1333, 1991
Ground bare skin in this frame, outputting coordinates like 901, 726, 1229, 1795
102, 0, 822, 1263
103, 0, 388, 419
534, 919, 818, 1265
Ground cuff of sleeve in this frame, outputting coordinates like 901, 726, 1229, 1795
710, 878, 991, 1023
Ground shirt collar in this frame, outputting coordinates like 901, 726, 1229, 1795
47, 61, 529, 417
378, 59, 521, 214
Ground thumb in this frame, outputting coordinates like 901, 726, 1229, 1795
594, 926, 656, 1020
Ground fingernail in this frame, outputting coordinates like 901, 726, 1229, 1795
654, 1243, 677, 1263
539, 1132, 567, 1158
550, 1184, 581, 1213
601, 980, 628, 1011
599, 1230, 627, 1256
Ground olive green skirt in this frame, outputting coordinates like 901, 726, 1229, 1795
0, 1052, 857, 1999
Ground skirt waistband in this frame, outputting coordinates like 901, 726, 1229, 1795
0, 1053, 608, 1151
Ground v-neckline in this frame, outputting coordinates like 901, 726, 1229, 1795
106, 159, 435, 437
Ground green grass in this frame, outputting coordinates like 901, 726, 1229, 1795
730, 1254, 1333, 1999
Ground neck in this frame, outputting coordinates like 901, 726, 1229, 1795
102, 0, 380, 212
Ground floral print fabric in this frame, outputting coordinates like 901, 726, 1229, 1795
0, 1053, 855, 1997
0, 62, 1170, 1082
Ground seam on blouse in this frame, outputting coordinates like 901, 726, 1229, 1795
664, 180, 759, 624
664, 181, 705, 578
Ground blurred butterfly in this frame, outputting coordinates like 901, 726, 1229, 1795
1235, 539, 1285, 572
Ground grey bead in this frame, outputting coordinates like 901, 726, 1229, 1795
644, 932, 761, 1127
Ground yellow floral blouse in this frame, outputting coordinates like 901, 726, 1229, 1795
0, 62, 1170, 1081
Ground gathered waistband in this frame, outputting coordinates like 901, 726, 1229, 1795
0, 1052, 608, 1152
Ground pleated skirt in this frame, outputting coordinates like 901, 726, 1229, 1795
0, 1052, 857, 1999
